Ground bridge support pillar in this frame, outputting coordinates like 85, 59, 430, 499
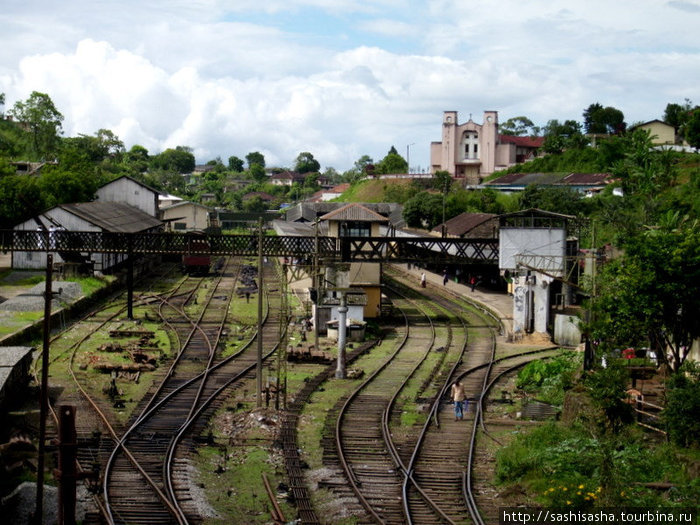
335, 293, 347, 379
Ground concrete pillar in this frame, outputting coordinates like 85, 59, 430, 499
335, 294, 347, 379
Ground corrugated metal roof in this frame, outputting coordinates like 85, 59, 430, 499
319, 203, 389, 222
488, 172, 613, 187
432, 212, 497, 237
487, 172, 566, 186
59, 202, 162, 233
560, 173, 612, 185
285, 202, 403, 226
160, 201, 213, 211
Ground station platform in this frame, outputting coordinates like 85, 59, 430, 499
391, 263, 514, 336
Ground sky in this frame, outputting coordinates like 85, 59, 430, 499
1, 0, 699, 172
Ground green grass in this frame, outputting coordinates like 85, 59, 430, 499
495, 418, 700, 509
0, 311, 43, 336
194, 445, 296, 525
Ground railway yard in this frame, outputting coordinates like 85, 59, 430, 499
0, 255, 602, 524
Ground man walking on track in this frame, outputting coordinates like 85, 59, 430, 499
420, 272, 426, 288
451, 380, 466, 420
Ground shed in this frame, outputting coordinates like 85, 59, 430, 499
12, 202, 162, 271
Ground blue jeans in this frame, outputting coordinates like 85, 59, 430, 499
454, 400, 463, 419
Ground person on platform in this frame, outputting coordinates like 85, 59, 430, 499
420, 272, 426, 288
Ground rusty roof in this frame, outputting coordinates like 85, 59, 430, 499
432, 212, 498, 237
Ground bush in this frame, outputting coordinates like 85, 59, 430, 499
517, 352, 581, 404
663, 362, 700, 446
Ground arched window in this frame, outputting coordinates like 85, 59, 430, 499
462, 132, 479, 160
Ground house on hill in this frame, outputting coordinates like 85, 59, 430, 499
430, 111, 544, 183
629, 119, 677, 146
484, 172, 613, 197
270, 171, 306, 186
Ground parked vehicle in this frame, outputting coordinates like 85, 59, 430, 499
182, 230, 211, 275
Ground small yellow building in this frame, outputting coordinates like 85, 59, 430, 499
632, 119, 676, 145
160, 201, 214, 231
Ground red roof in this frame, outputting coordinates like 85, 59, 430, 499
499, 135, 544, 148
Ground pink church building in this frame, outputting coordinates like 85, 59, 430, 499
430, 111, 544, 184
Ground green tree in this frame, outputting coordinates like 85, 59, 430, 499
500, 116, 538, 136
294, 151, 320, 174
124, 145, 149, 174
375, 146, 407, 175
583, 103, 626, 135
432, 170, 452, 193
663, 99, 694, 138
246, 151, 265, 169
342, 154, 374, 182
8, 91, 64, 159
518, 185, 586, 216
591, 214, 700, 371
243, 195, 267, 213
228, 155, 244, 172
542, 119, 587, 154
684, 107, 700, 150
151, 147, 195, 174
611, 128, 678, 195
402, 191, 443, 229
63, 129, 124, 163
662, 362, 700, 446
249, 163, 266, 182
0, 174, 45, 228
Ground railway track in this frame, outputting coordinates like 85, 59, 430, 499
326, 283, 461, 524
102, 258, 284, 524
316, 268, 560, 525
34, 263, 191, 522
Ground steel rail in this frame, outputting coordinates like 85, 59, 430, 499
102, 263, 233, 523
334, 288, 413, 523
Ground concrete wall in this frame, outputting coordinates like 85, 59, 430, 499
512, 272, 553, 335
554, 313, 582, 346
640, 121, 675, 145
499, 227, 567, 273
161, 203, 211, 231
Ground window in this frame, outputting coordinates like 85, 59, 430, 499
340, 222, 371, 237
462, 132, 479, 160
174, 222, 187, 230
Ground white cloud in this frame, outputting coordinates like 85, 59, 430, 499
1, 1, 699, 172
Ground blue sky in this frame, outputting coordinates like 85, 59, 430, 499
1, 0, 699, 172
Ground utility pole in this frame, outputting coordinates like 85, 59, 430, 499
256, 217, 264, 407
35, 242, 52, 525
406, 143, 414, 174
584, 219, 596, 370
313, 219, 320, 352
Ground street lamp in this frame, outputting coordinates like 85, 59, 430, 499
406, 143, 414, 174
